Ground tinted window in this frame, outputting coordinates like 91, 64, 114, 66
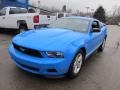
58, 13, 64, 18
9, 8, 27, 14
28, 8, 36, 13
0, 8, 6, 16
47, 18, 90, 33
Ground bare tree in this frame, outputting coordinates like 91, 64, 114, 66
111, 5, 120, 24
66, 9, 72, 13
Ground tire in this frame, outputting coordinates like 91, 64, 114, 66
18, 25, 27, 34
98, 38, 106, 52
67, 50, 85, 79
0, 28, 1, 32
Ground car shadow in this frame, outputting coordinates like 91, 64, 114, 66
0, 29, 17, 36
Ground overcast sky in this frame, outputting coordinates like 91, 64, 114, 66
29, 0, 120, 13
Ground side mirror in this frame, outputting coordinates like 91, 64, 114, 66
92, 28, 100, 32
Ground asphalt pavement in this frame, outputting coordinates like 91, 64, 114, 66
0, 25, 120, 90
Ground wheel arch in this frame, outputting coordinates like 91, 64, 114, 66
68, 43, 87, 62
67, 46, 87, 78
72, 46, 87, 60
80, 47, 86, 57
105, 35, 107, 39
17, 20, 28, 29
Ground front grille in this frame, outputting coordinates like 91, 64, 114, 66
13, 43, 43, 58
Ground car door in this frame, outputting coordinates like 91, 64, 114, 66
0, 8, 7, 28
5, 7, 19, 29
92, 20, 102, 48
99, 22, 107, 42
86, 20, 102, 55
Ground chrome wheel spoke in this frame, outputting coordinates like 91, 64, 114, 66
73, 53, 83, 74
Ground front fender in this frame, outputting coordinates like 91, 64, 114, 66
64, 41, 86, 69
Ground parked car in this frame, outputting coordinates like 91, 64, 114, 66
0, 7, 40, 33
0, 7, 56, 33
8, 17, 108, 78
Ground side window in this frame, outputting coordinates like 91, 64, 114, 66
0, 8, 6, 16
28, 8, 36, 13
9, 8, 27, 14
9, 8, 17, 14
19, 8, 27, 13
92, 21, 100, 29
58, 13, 64, 18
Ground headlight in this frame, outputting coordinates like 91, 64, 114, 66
46, 51, 64, 58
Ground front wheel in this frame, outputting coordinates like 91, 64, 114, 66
67, 50, 84, 79
98, 39, 106, 52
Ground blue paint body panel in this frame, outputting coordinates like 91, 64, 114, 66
8, 17, 108, 77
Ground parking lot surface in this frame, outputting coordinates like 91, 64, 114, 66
0, 25, 120, 90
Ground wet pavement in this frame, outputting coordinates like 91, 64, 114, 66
0, 25, 120, 90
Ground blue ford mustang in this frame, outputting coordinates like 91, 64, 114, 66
8, 17, 107, 78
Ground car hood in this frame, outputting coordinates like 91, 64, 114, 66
12, 28, 87, 51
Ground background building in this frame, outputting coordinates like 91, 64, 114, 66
0, 0, 28, 9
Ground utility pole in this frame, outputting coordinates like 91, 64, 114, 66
37, 0, 41, 13
91, 9, 94, 17
86, 6, 90, 16
38, 0, 40, 8
91, 9, 94, 13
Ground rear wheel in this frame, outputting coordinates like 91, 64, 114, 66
67, 50, 85, 79
98, 38, 106, 52
18, 25, 27, 33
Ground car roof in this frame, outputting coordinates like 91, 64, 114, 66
5, 6, 26, 9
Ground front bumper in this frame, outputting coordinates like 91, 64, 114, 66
8, 44, 70, 76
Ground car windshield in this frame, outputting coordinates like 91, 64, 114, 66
47, 18, 90, 33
